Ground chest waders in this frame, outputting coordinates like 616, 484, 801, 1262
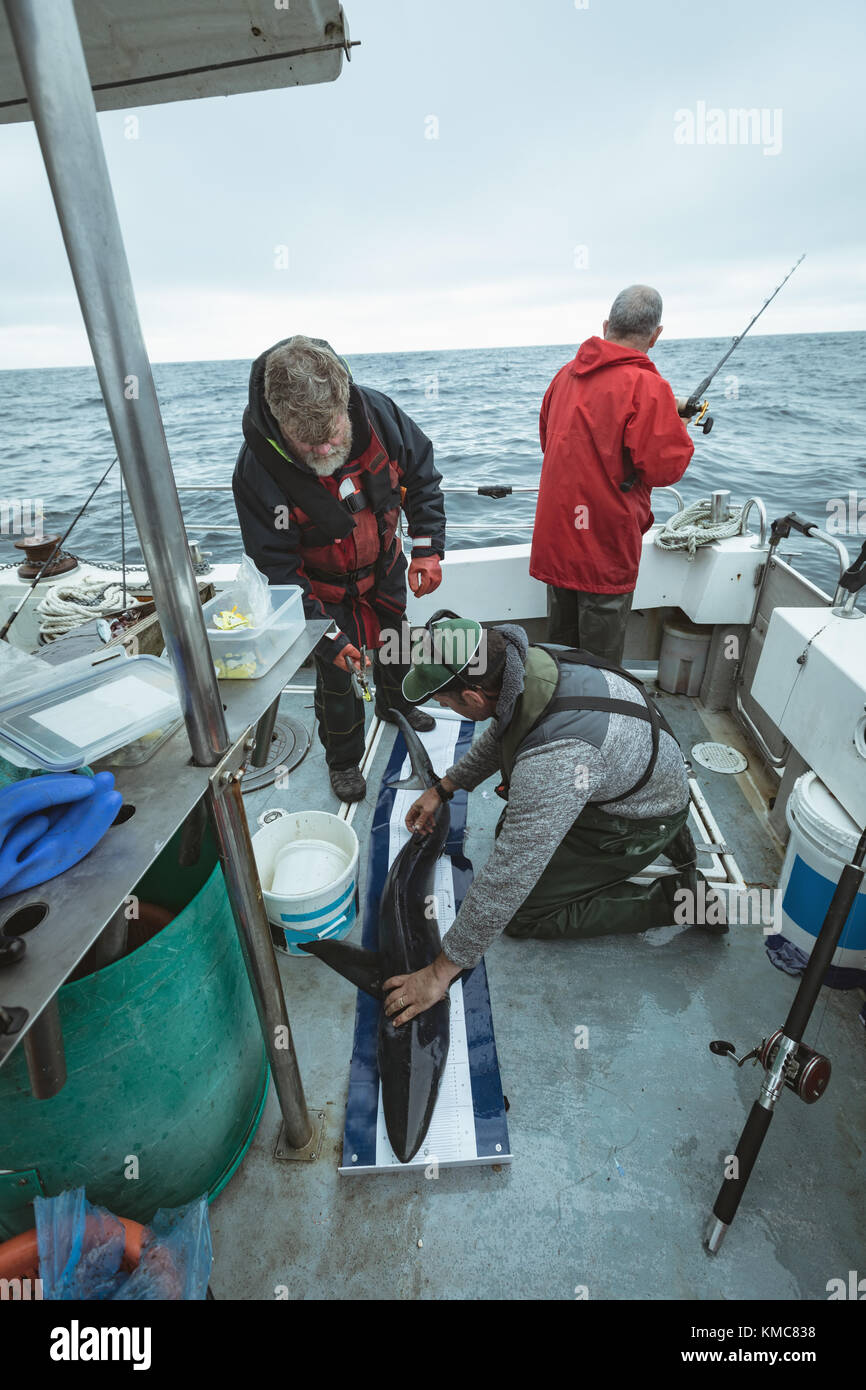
496, 645, 691, 941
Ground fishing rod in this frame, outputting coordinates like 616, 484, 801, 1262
706, 665, 866, 1255
0, 455, 118, 643
685, 252, 806, 433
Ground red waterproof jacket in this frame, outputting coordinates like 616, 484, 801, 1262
530, 336, 694, 593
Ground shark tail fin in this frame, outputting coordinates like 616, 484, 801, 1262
299, 939, 383, 1000
384, 710, 437, 792
387, 771, 427, 791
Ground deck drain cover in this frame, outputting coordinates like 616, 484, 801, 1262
691, 741, 748, 774
241, 715, 310, 792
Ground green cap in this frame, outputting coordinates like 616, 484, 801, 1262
402, 616, 485, 704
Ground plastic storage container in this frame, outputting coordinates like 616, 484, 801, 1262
658, 612, 714, 696
202, 585, 305, 679
776, 772, 866, 985
251, 809, 360, 956
0, 654, 182, 772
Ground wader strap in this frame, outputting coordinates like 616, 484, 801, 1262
530, 644, 677, 807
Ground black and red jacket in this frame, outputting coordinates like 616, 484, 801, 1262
232, 338, 446, 662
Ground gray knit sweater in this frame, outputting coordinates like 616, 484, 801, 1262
440, 625, 689, 970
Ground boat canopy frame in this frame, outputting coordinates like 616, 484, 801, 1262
0, 0, 353, 1154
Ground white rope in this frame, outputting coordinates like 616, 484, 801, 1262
36, 575, 137, 641
654, 499, 744, 558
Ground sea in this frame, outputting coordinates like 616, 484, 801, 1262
1, 332, 864, 595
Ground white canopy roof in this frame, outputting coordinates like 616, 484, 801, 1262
0, 0, 351, 124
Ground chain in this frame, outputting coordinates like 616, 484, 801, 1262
0, 552, 212, 577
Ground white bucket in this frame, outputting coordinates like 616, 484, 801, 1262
778, 772, 866, 981
251, 810, 359, 957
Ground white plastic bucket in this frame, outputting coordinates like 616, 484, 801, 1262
252, 810, 359, 957
778, 772, 866, 981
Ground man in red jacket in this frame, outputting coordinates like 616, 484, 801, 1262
530, 285, 694, 663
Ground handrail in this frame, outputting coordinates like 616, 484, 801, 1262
655, 486, 684, 513
810, 529, 850, 584
739, 497, 768, 548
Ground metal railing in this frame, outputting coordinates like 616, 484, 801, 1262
172, 482, 688, 538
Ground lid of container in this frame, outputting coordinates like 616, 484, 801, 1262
662, 610, 714, 638
0, 654, 182, 772
789, 772, 861, 855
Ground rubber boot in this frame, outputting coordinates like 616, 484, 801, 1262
329, 766, 366, 803
375, 703, 435, 733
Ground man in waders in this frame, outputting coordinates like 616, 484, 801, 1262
530, 285, 695, 665
382, 615, 725, 1026
233, 335, 446, 803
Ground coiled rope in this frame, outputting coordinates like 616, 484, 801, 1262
654, 499, 744, 558
36, 575, 139, 641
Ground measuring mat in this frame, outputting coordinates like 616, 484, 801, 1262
339, 717, 511, 1175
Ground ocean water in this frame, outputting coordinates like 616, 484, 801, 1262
1, 332, 864, 595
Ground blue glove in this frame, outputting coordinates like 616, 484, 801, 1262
0, 772, 123, 896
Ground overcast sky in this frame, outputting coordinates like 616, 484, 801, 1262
1, 0, 864, 368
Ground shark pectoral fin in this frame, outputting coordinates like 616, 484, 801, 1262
299, 939, 384, 1000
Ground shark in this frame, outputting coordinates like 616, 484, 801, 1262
301, 712, 453, 1163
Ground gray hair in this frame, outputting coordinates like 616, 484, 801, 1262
607, 285, 663, 342
264, 335, 350, 444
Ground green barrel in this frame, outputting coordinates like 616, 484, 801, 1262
0, 827, 268, 1236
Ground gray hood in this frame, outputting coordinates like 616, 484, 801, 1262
490, 624, 530, 736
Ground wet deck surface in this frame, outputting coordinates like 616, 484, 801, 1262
210, 679, 866, 1300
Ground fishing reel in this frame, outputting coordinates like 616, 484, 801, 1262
709, 1031, 831, 1104
686, 398, 714, 434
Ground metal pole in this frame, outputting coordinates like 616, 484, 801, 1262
23, 999, 66, 1099
208, 776, 312, 1148
5, 0, 312, 1148
251, 695, 281, 769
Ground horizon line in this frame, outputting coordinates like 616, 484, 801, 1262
1, 325, 863, 374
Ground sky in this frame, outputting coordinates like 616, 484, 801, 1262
1, 0, 865, 368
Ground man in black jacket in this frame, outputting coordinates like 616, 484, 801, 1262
232, 335, 446, 802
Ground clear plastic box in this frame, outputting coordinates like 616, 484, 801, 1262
0, 654, 182, 772
202, 585, 306, 680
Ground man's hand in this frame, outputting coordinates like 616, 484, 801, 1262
333, 643, 372, 675
383, 953, 462, 1027
675, 396, 694, 419
408, 555, 442, 597
406, 777, 455, 834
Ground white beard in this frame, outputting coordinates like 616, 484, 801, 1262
295, 423, 354, 477
306, 446, 351, 477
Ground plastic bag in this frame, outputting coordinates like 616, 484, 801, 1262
209, 555, 272, 631
0, 641, 52, 703
35, 1187, 212, 1300
36, 1188, 126, 1300
112, 1198, 212, 1301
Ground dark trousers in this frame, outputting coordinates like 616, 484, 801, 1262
547, 586, 634, 666
503, 801, 691, 940
313, 646, 417, 770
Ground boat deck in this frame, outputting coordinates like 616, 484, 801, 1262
209, 676, 866, 1301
